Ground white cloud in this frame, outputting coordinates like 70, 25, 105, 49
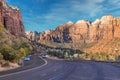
108, 0, 120, 6
69, 0, 105, 17
100, 0, 120, 14
22, 0, 120, 32
29, 0, 107, 30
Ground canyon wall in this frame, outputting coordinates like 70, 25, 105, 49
0, 0, 24, 35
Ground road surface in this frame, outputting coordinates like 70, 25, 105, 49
0, 55, 120, 80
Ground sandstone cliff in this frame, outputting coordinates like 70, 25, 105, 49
0, 0, 24, 35
39, 15, 120, 52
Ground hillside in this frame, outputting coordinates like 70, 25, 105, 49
0, 0, 32, 69
0, 24, 32, 67
84, 38, 120, 54
0, 0, 24, 35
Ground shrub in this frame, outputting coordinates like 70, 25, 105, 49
73, 54, 80, 60
64, 52, 69, 59
0, 44, 12, 60
78, 52, 118, 61
19, 48, 26, 57
21, 42, 29, 48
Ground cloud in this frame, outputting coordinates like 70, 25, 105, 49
23, 0, 107, 32
108, 0, 120, 6
7, 0, 120, 32
69, 0, 105, 17
41, 0, 106, 27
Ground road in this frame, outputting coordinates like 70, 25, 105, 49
0, 55, 120, 80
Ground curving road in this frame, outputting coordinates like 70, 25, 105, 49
0, 55, 120, 80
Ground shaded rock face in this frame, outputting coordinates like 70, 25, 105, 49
39, 15, 120, 47
39, 22, 73, 43
0, 0, 24, 35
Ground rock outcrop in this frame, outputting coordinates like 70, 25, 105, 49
0, 0, 24, 35
39, 14, 120, 51
39, 21, 74, 43
25, 31, 39, 42
69, 20, 90, 44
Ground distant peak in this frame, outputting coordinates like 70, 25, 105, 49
76, 20, 89, 24
92, 19, 101, 25
75, 20, 91, 26
101, 14, 114, 21
67, 21, 74, 24
45, 30, 51, 34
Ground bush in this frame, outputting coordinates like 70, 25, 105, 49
78, 52, 118, 61
19, 48, 26, 57
0, 44, 12, 60
47, 51, 64, 58
64, 52, 69, 59
0, 42, 32, 62
21, 42, 29, 48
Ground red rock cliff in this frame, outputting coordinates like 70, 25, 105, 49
0, 0, 24, 35
39, 14, 120, 48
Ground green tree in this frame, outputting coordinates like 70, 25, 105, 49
0, 44, 12, 60
64, 52, 69, 59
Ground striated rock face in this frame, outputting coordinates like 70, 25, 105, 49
69, 20, 90, 44
39, 14, 120, 50
0, 0, 24, 35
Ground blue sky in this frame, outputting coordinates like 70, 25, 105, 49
6, 0, 120, 32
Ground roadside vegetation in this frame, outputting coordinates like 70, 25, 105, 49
47, 51, 69, 59
47, 49, 119, 62
47, 50, 78, 60
0, 25, 32, 67
73, 52, 119, 61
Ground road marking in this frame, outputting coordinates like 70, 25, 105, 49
0, 56, 48, 78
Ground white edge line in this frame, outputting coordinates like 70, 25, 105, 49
0, 56, 48, 78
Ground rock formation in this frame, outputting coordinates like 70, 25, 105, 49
25, 31, 40, 42
39, 14, 120, 51
0, 0, 24, 35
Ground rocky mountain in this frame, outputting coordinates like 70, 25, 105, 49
39, 14, 120, 53
0, 0, 24, 35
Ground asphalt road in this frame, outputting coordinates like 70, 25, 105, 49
0, 56, 120, 80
